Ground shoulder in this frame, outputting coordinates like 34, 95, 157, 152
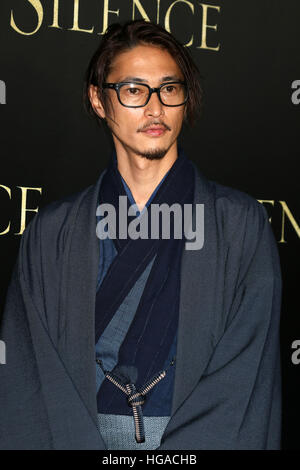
208, 177, 281, 279
193, 161, 265, 214
211, 178, 266, 220
25, 184, 92, 236
23, 166, 108, 240
194, 169, 281, 286
215, 179, 267, 227
213, 180, 271, 255
16, 179, 103, 292
39, 184, 94, 225
194, 168, 268, 239
19, 180, 100, 267
193, 166, 272, 262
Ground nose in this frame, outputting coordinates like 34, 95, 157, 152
144, 89, 164, 118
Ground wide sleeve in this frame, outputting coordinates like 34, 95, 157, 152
0, 215, 53, 449
196, 201, 282, 449
160, 199, 283, 450
0, 196, 104, 450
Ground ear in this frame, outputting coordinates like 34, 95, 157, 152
88, 84, 106, 119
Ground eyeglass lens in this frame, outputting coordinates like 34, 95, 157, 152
119, 83, 187, 106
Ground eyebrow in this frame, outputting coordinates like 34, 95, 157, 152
118, 75, 183, 83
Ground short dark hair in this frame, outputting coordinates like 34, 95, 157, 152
83, 20, 203, 127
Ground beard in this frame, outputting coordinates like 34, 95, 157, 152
137, 147, 168, 160
109, 125, 174, 161
108, 117, 174, 160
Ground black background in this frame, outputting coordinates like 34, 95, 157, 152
0, 0, 299, 449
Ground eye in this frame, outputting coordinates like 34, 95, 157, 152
122, 85, 146, 95
128, 87, 140, 95
162, 84, 179, 94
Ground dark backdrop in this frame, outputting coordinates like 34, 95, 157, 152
0, 0, 299, 449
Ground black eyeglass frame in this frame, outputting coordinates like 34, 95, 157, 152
102, 81, 189, 108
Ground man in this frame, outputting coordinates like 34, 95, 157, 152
0, 20, 282, 450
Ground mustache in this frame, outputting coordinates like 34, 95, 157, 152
137, 121, 171, 132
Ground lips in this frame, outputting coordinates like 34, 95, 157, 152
141, 126, 167, 136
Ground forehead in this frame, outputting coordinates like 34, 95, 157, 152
107, 44, 184, 83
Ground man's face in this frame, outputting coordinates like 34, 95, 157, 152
89, 44, 186, 160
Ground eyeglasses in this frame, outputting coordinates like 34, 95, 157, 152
102, 81, 188, 108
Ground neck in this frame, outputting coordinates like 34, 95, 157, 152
115, 142, 179, 211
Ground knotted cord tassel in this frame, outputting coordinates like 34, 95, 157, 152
96, 358, 174, 444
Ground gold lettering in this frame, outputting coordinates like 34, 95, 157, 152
184, 34, 194, 48
157, 0, 161, 24
132, 0, 150, 21
0, 185, 11, 235
10, 0, 43, 36
257, 200, 275, 223
278, 200, 300, 243
15, 187, 42, 236
49, 0, 62, 30
132, 0, 161, 23
197, 3, 220, 51
99, 0, 120, 35
165, 0, 194, 47
68, 0, 94, 33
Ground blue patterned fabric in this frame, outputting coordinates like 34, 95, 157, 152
96, 168, 168, 290
95, 165, 178, 418
97, 415, 171, 450
94, 150, 195, 449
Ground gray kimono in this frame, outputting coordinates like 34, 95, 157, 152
0, 163, 282, 449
